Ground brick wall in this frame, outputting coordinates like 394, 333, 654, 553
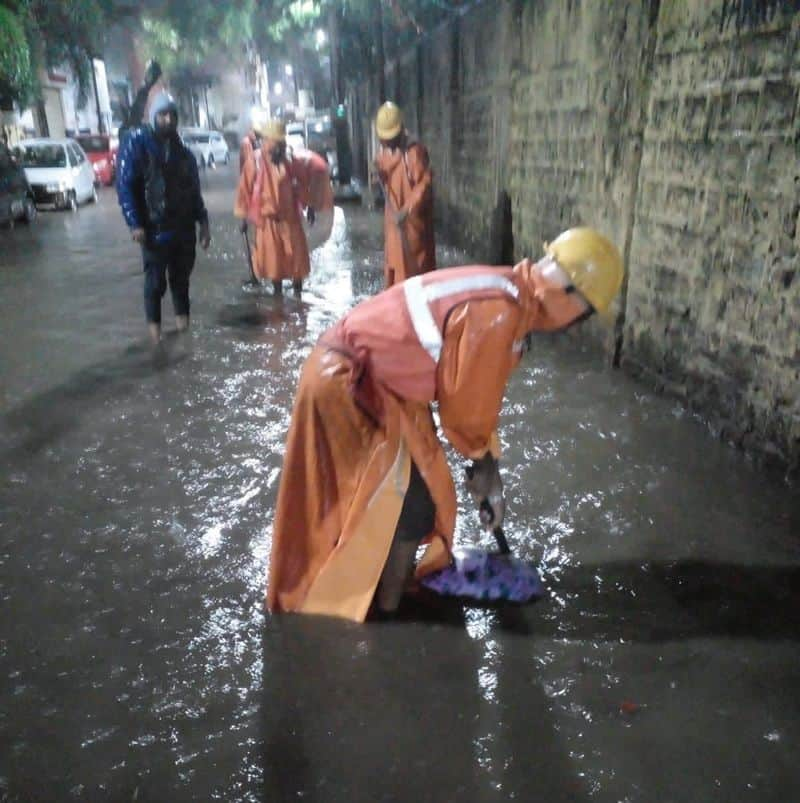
350, 0, 800, 470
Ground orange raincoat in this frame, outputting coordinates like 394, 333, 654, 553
289, 148, 335, 252
234, 141, 310, 282
376, 141, 435, 287
267, 260, 587, 622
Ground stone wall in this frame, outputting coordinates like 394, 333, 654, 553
349, 0, 800, 470
623, 1, 800, 468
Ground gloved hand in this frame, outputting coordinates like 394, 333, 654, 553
464, 453, 505, 529
306, 207, 316, 226
239, 220, 248, 234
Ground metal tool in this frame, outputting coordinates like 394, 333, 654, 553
241, 227, 257, 285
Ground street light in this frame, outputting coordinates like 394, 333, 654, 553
315, 29, 326, 47
284, 64, 293, 76
274, 82, 283, 95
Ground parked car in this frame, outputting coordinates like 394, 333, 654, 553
75, 133, 118, 186
19, 138, 98, 210
0, 144, 37, 226
179, 129, 230, 168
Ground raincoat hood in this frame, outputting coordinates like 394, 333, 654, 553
149, 92, 178, 128
512, 258, 592, 333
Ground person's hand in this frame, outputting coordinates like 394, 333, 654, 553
394, 208, 408, 226
465, 453, 505, 529
131, 227, 146, 244
144, 60, 162, 89
239, 220, 248, 234
306, 207, 316, 226
199, 221, 211, 250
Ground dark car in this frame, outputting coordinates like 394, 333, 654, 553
0, 144, 36, 227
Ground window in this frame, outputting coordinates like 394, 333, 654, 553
22, 145, 66, 168
76, 136, 109, 154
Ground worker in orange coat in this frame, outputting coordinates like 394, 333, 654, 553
288, 146, 335, 252
234, 119, 310, 295
374, 102, 435, 288
237, 115, 263, 287
267, 228, 624, 622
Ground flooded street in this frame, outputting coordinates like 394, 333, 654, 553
1, 165, 798, 802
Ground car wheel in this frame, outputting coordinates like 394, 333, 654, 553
91, 185, 99, 204
199, 155, 206, 169
208, 154, 215, 169
68, 191, 78, 212
224, 152, 230, 165
22, 197, 37, 224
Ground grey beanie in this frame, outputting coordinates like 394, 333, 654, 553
149, 92, 178, 127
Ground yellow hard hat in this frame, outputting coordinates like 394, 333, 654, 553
257, 119, 286, 142
545, 227, 624, 313
375, 101, 403, 140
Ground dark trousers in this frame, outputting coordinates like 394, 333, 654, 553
395, 461, 436, 542
142, 239, 196, 324
374, 460, 435, 612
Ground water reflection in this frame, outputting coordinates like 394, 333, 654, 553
0, 166, 798, 802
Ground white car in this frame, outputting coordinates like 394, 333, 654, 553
180, 129, 230, 168
19, 138, 98, 211
286, 122, 306, 152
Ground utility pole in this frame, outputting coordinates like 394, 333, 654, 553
91, 58, 106, 134
374, 1, 385, 104
328, 2, 351, 185
327, 4, 341, 106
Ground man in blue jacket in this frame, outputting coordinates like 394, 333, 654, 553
117, 92, 211, 344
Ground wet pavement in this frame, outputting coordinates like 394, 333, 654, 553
1, 164, 798, 802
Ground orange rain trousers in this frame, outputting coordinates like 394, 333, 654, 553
267, 344, 456, 623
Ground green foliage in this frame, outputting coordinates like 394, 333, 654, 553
0, 0, 467, 110
139, 0, 256, 78
0, 4, 36, 106
0, 0, 108, 107
31, 0, 107, 106
254, 0, 465, 82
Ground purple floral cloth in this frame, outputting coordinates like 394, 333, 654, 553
420, 548, 545, 603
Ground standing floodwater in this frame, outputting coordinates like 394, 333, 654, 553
0, 166, 798, 802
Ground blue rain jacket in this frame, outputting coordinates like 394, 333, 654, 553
117, 127, 207, 244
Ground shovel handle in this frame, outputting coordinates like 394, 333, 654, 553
478, 499, 510, 554
493, 526, 511, 555
241, 228, 256, 282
